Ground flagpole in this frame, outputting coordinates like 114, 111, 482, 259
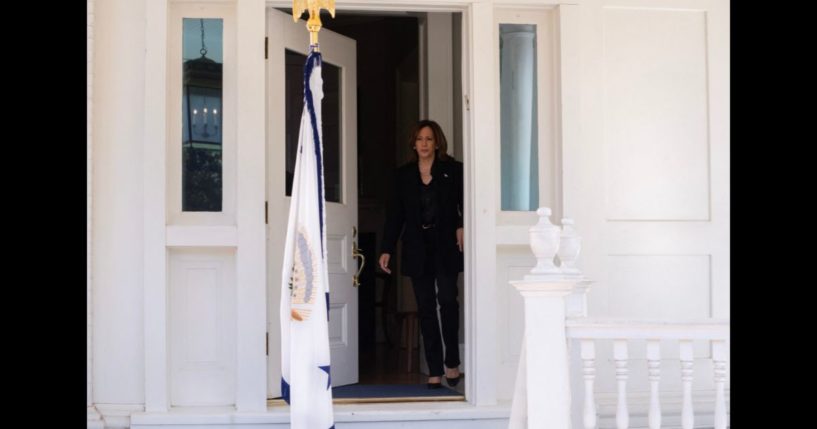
292, 0, 336, 51
283, 2, 337, 428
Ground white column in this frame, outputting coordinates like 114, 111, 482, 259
235, 0, 267, 412
511, 279, 576, 429
93, 0, 147, 406
143, 0, 169, 412
499, 25, 536, 210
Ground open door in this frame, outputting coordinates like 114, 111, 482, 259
266, 8, 359, 397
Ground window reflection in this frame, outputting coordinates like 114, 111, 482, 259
182, 18, 223, 212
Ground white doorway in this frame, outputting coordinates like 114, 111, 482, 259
265, 7, 466, 400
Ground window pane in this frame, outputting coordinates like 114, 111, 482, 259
499, 23, 539, 211
182, 18, 223, 212
285, 50, 342, 203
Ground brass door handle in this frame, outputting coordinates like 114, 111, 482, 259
352, 226, 365, 287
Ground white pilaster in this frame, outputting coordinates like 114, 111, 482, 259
93, 0, 147, 405
467, 0, 498, 406
510, 279, 577, 429
143, 0, 169, 412
235, 0, 267, 412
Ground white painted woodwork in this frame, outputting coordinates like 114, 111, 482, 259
166, 226, 238, 247
494, 4, 580, 404
90, 0, 728, 426
496, 249, 534, 401
526, 208, 562, 277
166, 4, 237, 227
613, 339, 628, 429
132, 401, 512, 429
602, 7, 709, 221
92, 0, 147, 405
235, 0, 268, 411
566, 281, 591, 318
566, 319, 730, 340
607, 255, 711, 321
169, 249, 237, 406
468, 0, 499, 406
646, 339, 661, 429
144, 0, 170, 413
568, 0, 730, 420
494, 7, 560, 226
509, 279, 577, 429
712, 340, 728, 429
581, 339, 596, 429
680, 339, 695, 429
507, 337, 527, 429
87, 0, 95, 414
265, 7, 359, 392
566, 317, 730, 428
558, 218, 581, 276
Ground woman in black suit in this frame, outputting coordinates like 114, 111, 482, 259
378, 119, 464, 388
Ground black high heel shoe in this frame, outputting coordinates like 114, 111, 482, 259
445, 369, 462, 387
427, 377, 443, 389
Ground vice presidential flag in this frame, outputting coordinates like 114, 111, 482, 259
280, 46, 334, 429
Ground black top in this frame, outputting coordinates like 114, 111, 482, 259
419, 180, 437, 226
380, 158, 464, 277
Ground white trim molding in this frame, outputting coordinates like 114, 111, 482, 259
87, 0, 99, 425
144, 0, 169, 412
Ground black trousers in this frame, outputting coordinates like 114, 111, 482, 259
410, 228, 461, 377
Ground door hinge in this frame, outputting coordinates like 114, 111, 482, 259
265, 201, 269, 224
266, 332, 269, 356
265, 37, 268, 59
464, 94, 470, 111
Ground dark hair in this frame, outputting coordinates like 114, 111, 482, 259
408, 119, 450, 161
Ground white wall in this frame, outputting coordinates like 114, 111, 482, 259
89, 0, 729, 423
92, 0, 147, 407
495, 0, 730, 413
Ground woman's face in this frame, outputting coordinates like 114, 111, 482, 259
415, 126, 436, 160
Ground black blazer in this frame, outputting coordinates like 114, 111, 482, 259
380, 158, 464, 277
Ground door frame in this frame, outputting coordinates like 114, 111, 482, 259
265, 0, 490, 405
139, 0, 579, 411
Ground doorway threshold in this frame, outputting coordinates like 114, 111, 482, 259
268, 383, 465, 405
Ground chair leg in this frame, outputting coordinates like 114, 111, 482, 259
406, 315, 412, 372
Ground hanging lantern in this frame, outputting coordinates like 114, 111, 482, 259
182, 18, 223, 212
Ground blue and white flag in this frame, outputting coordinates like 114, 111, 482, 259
280, 46, 334, 429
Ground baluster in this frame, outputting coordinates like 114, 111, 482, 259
646, 340, 661, 429
679, 340, 694, 429
613, 340, 629, 429
712, 340, 727, 429
581, 339, 597, 429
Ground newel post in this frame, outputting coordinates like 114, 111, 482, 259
508, 208, 590, 429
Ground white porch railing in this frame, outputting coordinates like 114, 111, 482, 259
566, 319, 730, 429
508, 208, 730, 429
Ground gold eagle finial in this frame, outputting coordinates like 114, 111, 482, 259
292, 0, 336, 49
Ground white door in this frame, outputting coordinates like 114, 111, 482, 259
266, 8, 359, 397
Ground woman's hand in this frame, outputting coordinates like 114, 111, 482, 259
456, 227, 464, 252
379, 253, 392, 274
